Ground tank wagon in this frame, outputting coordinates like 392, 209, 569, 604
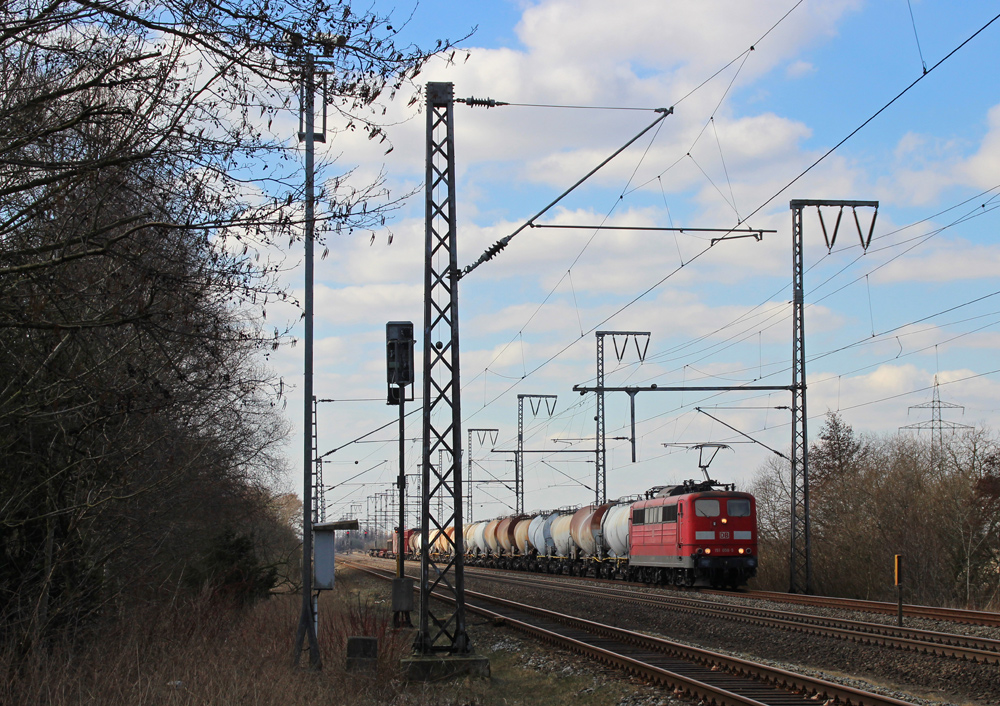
372, 472, 758, 589
392, 480, 756, 589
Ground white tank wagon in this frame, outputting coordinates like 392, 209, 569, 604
427, 528, 443, 555
601, 502, 632, 558
464, 521, 484, 555
586, 501, 631, 578
473, 521, 488, 555
527, 512, 559, 557
463, 522, 478, 553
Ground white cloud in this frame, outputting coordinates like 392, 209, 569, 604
873, 103, 1000, 206
314, 0, 864, 192
786, 60, 815, 79
312, 282, 424, 326
960, 104, 1000, 190
877, 238, 1000, 283
267, 1, 1000, 516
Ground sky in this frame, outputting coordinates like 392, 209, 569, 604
264, 0, 1000, 529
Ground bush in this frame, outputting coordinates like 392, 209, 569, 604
187, 530, 280, 607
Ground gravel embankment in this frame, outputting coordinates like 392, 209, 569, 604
462, 571, 1000, 706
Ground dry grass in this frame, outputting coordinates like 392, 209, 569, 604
0, 567, 658, 706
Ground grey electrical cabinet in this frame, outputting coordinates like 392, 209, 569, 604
313, 525, 336, 590
313, 519, 359, 590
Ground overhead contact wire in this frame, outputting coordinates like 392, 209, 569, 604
462, 5, 999, 447
460, 0, 810, 407
735, 10, 1000, 228
461, 109, 673, 279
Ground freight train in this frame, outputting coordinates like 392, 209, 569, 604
374, 478, 758, 589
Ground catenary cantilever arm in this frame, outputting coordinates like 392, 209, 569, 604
459, 107, 673, 279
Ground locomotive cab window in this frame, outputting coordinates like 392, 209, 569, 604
727, 499, 751, 517
694, 499, 720, 517
632, 509, 645, 525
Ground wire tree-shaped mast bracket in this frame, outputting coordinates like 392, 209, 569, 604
515, 394, 558, 514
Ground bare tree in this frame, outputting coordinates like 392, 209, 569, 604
752, 415, 1000, 607
0, 0, 458, 651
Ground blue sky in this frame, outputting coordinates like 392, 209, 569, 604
266, 1, 1000, 526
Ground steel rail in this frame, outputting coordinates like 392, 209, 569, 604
446, 557, 1000, 628
462, 590, 918, 706
728, 589, 1000, 628
349, 560, 918, 706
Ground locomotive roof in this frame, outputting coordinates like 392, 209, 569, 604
634, 488, 753, 505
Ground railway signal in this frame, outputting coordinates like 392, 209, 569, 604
387, 320, 415, 628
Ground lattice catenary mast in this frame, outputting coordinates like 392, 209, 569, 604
414, 82, 471, 656
788, 199, 877, 594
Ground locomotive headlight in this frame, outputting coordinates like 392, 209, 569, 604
704, 548, 711, 555
720, 518, 727, 524
738, 548, 745, 554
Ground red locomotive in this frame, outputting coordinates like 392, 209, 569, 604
627, 479, 757, 588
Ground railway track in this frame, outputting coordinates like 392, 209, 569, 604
718, 589, 1000, 628
435, 556, 1000, 628
349, 561, 919, 706
371, 554, 1000, 628
457, 566, 1000, 665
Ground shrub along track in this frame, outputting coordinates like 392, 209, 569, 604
351, 561, 920, 706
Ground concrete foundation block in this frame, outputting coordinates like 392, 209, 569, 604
346, 636, 378, 671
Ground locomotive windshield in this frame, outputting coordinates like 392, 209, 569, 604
694, 499, 720, 517
727, 499, 751, 517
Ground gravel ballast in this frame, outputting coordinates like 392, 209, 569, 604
460, 568, 1000, 706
